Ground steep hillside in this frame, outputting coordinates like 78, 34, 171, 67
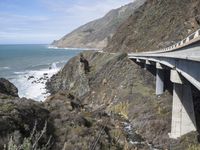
105, 0, 200, 52
46, 51, 200, 149
52, 0, 146, 49
47, 51, 174, 149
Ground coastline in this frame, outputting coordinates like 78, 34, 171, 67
0, 44, 84, 101
47, 45, 101, 51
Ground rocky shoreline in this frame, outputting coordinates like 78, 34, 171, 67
0, 51, 199, 149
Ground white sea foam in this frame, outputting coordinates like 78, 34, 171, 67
14, 71, 28, 75
63, 47, 100, 51
0, 66, 10, 70
11, 62, 60, 101
47, 45, 58, 49
47, 45, 100, 51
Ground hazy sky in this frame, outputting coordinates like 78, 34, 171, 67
0, 0, 133, 44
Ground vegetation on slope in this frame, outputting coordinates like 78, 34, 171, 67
105, 0, 200, 52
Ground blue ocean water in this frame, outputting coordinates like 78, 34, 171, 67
0, 44, 83, 101
0, 44, 83, 76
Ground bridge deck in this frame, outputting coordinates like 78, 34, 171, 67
129, 46, 200, 62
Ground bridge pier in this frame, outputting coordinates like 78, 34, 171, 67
169, 70, 196, 139
156, 63, 164, 95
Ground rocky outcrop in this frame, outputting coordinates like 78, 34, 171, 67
46, 53, 90, 97
105, 0, 200, 52
0, 78, 18, 98
52, 0, 146, 49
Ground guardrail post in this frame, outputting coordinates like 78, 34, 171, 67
186, 37, 190, 43
169, 70, 196, 139
144, 60, 151, 70
136, 58, 141, 63
156, 63, 164, 95
180, 40, 184, 45
194, 31, 198, 38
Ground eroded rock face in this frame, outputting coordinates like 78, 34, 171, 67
0, 78, 18, 97
46, 54, 90, 97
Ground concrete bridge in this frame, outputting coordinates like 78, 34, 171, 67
128, 29, 200, 139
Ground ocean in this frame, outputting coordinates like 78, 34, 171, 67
0, 44, 83, 101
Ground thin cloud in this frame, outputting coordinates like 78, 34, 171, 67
0, 0, 134, 44
0, 13, 49, 22
40, 0, 134, 29
42, 0, 134, 17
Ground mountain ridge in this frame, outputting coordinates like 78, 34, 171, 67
52, 0, 146, 49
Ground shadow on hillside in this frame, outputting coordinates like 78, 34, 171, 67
133, 60, 173, 95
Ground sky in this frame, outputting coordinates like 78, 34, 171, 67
0, 0, 133, 44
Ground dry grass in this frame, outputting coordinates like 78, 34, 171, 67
4, 121, 52, 150
111, 102, 129, 119
187, 144, 200, 150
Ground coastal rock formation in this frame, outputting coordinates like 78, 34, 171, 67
105, 0, 200, 52
0, 78, 18, 98
46, 53, 90, 97
52, 0, 146, 49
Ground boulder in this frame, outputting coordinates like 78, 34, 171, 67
27, 76, 34, 80
0, 78, 18, 97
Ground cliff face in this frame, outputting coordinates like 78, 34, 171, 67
52, 0, 146, 49
105, 0, 200, 52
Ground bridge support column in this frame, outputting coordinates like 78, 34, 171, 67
156, 63, 164, 95
169, 70, 196, 139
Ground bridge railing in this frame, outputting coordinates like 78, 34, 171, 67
143, 28, 200, 54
